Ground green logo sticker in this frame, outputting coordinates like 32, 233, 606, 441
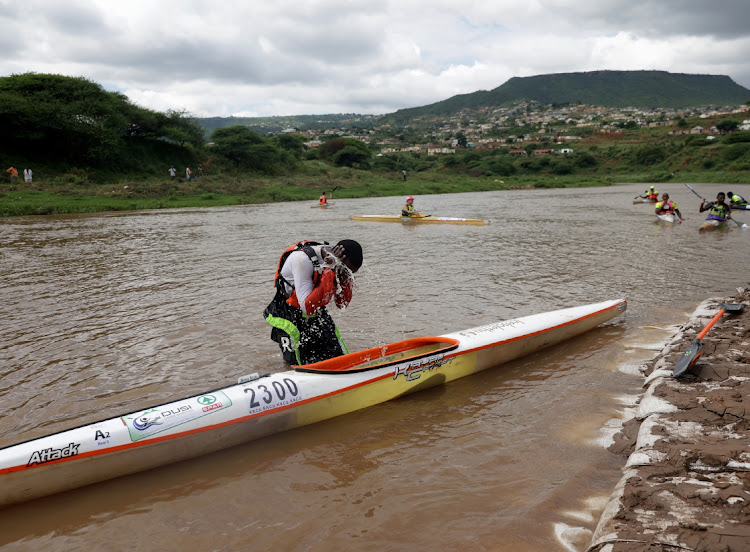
197, 395, 216, 405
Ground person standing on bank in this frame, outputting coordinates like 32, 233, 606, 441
6, 165, 18, 183
264, 240, 363, 365
23, 167, 32, 183
169, 166, 176, 181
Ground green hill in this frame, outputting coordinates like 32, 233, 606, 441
379, 70, 750, 124
197, 71, 750, 134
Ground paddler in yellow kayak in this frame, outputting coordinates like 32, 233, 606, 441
654, 193, 684, 223
264, 239, 363, 365
402, 195, 423, 217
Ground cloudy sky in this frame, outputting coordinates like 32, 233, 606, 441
2, 0, 750, 118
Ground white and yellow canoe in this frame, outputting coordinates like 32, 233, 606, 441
698, 219, 728, 232
0, 299, 626, 507
352, 214, 489, 225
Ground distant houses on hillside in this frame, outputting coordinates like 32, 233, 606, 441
294, 102, 750, 156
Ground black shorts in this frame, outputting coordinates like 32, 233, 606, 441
264, 293, 345, 365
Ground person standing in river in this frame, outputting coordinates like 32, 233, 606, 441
264, 239, 363, 365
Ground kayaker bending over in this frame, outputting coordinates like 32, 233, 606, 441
402, 195, 422, 217
699, 192, 732, 222
654, 193, 684, 223
264, 239, 363, 365
727, 191, 747, 206
319, 191, 327, 205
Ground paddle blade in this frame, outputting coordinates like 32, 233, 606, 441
673, 338, 703, 377
720, 303, 744, 314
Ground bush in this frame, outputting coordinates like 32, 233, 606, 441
552, 163, 573, 175
722, 143, 750, 162
724, 131, 750, 144
630, 144, 668, 166
574, 152, 598, 168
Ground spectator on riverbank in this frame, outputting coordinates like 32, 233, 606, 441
186, 166, 192, 180
23, 168, 32, 183
169, 166, 176, 181
6, 165, 18, 183
197, 164, 204, 178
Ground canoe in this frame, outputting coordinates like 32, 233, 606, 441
352, 214, 489, 225
311, 202, 334, 208
633, 198, 656, 204
698, 219, 728, 232
656, 213, 675, 224
0, 299, 626, 507
730, 204, 749, 210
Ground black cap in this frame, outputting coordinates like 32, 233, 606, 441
336, 239, 363, 270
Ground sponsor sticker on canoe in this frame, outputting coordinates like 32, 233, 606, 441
122, 392, 232, 442
393, 353, 452, 381
27, 442, 81, 467
458, 318, 525, 337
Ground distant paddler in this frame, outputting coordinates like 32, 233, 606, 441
637, 185, 659, 202
402, 195, 423, 217
319, 191, 328, 205
654, 193, 684, 223
727, 191, 747, 206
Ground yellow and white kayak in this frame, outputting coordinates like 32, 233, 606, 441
0, 299, 626, 507
352, 214, 489, 225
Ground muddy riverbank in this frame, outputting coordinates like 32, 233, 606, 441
590, 286, 750, 551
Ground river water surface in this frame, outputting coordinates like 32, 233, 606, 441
1, 183, 749, 551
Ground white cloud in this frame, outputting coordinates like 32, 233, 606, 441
1, 0, 749, 117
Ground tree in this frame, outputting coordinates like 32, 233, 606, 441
274, 133, 307, 157
716, 120, 739, 133
332, 145, 371, 168
318, 138, 370, 167
210, 126, 265, 165
0, 73, 202, 168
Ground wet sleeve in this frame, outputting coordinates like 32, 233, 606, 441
335, 278, 353, 309
302, 270, 337, 313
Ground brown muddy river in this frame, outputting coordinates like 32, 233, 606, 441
1, 183, 749, 551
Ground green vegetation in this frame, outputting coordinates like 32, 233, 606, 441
2, 72, 750, 218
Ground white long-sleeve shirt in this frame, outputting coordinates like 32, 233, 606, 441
279, 246, 326, 315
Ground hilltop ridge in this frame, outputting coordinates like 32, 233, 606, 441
198, 70, 750, 134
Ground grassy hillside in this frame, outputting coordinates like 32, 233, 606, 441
383, 71, 750, 124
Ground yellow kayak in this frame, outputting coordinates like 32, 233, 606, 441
352, 214, 489, 225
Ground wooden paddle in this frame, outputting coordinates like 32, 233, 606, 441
673, 303, 744, 377
685, 183, 748, 228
